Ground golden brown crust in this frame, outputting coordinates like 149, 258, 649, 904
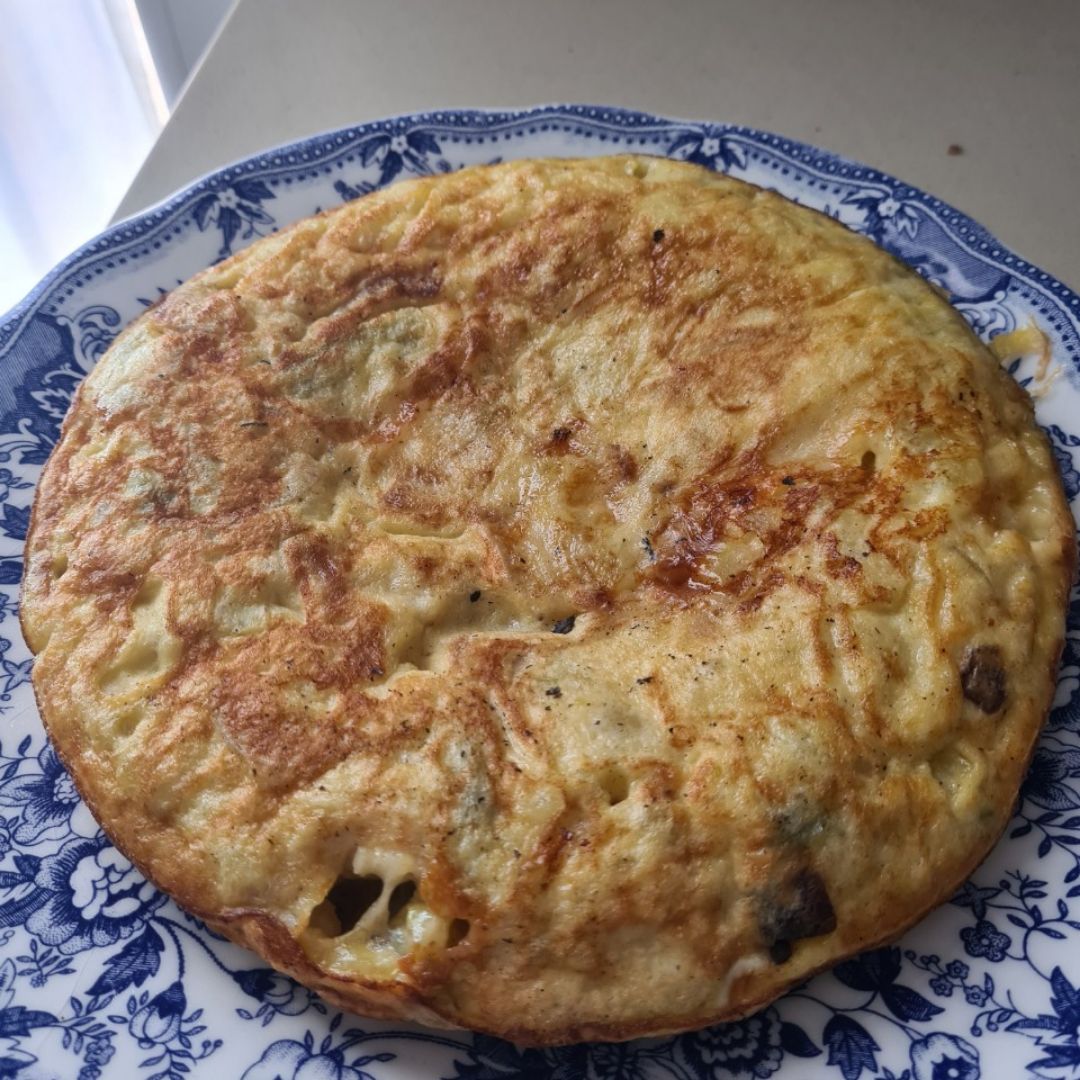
21, 156, 1075, 1044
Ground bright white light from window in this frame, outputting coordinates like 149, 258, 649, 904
0, 0, 167, 312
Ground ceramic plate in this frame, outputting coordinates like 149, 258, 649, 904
1, 106, 1078, 1080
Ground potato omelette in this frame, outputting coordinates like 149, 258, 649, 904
21, 156, 1075, 1044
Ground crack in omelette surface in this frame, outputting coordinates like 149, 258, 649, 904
22, 157, 1074, 1044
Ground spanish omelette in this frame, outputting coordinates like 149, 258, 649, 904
20, 156, 1075, 1044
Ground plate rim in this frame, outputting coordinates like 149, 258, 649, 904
3, 103, 1078, 350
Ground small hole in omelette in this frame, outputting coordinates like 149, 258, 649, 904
386, 879, 417, 925
929, 746, 975, 800
860, 450, 877, 473
132, 576, 163, 609
447, 918, 471, 947
114, 710, 142, 738
597, 767, 631, 806
100, 641, 163, 694
258, 572, 303, 614
313, 874, 384, 937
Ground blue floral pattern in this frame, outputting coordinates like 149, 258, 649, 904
0, 744, 79, 844
109, 982, 220, 1080
24, 837, 164, 954
0, 105, 1078, 1076
669, 125, 747, 172
679, 1008, 791, 1077
240, 1019, 395, 1080
191, 179, 276, 260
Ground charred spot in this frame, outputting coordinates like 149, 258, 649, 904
293, 535, 342, 588
414, 555, 438, 578
651, 543, 697, 590
758, 868, 836, 963
546, 426, 574, 454
652, 228, 665, 243
823, 533, 861, 580
380, 482, 443, 523
636, 675, 653, 685
396, 268, 441, 300
469, 590, 481, 603
583, 587, 615, 611
781, 476, 796, 486
408, 353, 460, 407
649, 479, 769, 591
736, 590, 767, 615
388, 321, 481, 419
545, 686, 562, 698
641, 536, 655, 561
960, 645, 1006, 713
552, 615, 577, 635
610, 444, 639, 483
349, 265, 442, 308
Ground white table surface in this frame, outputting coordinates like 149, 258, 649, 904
115, 0, 1080, 289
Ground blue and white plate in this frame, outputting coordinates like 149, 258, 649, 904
1, 106, 1078, 1080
